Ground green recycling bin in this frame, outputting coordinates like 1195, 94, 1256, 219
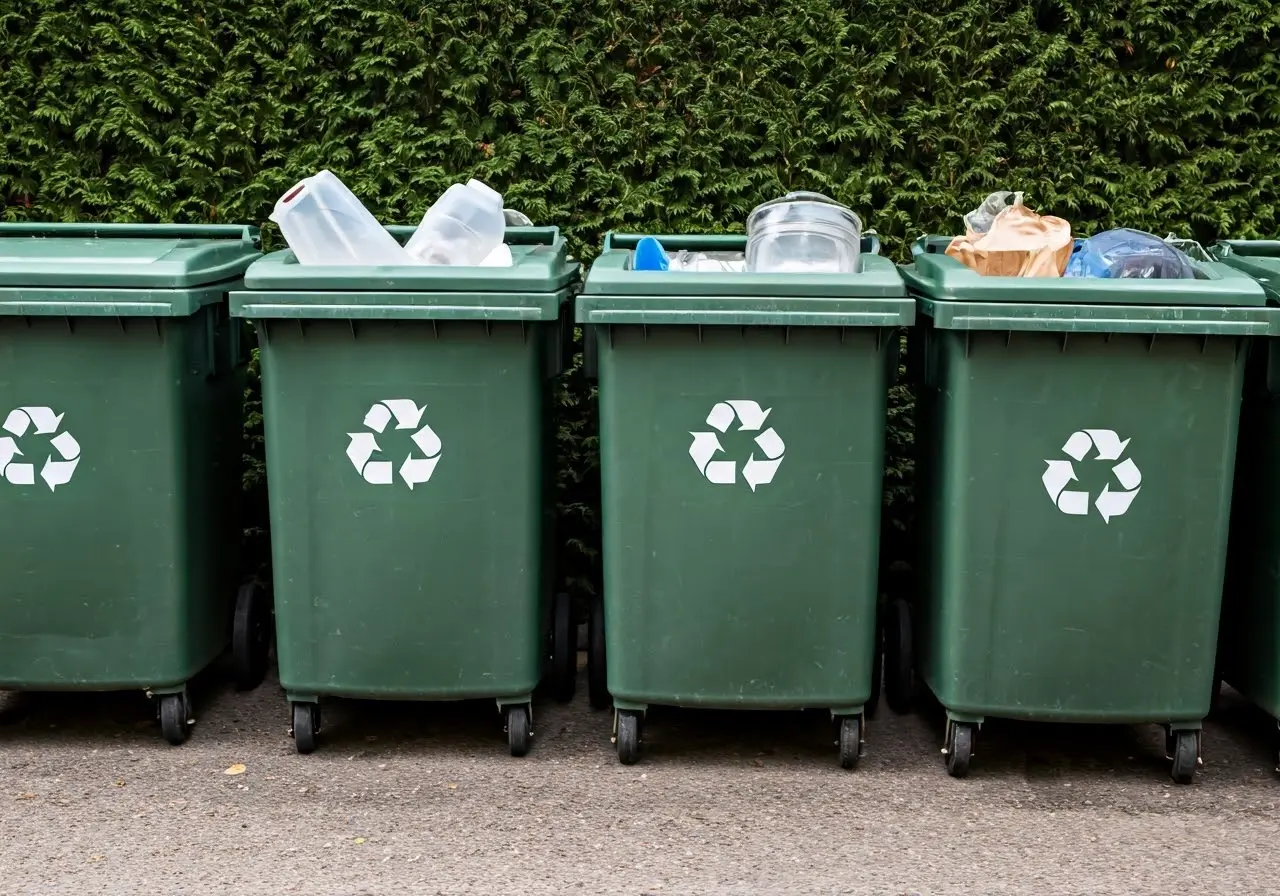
902, 236, 1274, 782
0, 223, 269, 745
232, 227, 579, 756
1210, 240, 1280, 764
578, 233, 914, 768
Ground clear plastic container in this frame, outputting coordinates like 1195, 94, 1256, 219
745, 191, 862, 274
405, 179, 506, 266
270, 170, 410, 266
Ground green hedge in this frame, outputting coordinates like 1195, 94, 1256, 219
4, 0, 1279, 590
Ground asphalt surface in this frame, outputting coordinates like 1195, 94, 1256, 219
3, 656, 1279, 895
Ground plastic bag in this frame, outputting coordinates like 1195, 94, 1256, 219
963, 191, 1023, 235
946, 197, 1073, 277
669, 250, 747, 272
1064, 229, 1198, 279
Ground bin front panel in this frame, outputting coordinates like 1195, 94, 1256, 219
596, 323, 891, 709
916, 326, 1244, 722
0, 305, 242, 689
261, 318, 550, 700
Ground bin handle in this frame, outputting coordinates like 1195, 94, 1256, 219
0, 223, 262, 247
603, 232, 882, 255
382, 225, 561, 247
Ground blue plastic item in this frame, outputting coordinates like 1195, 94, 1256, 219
1065, 228, 1198, 279
632, 236, 670, 271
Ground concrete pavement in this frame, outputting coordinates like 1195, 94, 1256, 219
2, 664, 1279, 894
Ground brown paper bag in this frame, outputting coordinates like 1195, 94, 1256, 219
945, 200, 1073, 277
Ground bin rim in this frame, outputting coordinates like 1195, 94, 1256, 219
580, 232, 910, 320
241, 226, 577, 294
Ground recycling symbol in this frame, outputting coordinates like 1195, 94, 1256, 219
1041, 429, 1142, 523
345, 399, 441, 489
0, 407, 80, 491
688, 400, 785, 492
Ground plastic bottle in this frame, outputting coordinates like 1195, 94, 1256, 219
270, 170, 410, 266
405, 179, 506, 266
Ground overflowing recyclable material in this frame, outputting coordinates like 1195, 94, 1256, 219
945, 193, 1073, 277
746, 191, 862, 273
271, 170, 413, 267
669, 250, 748, 272
946, 191, 1202, 279
632, 236, 671, 271
1065, 229, 1198, 279
271, 170, 514, 267
624, 191, 865, 274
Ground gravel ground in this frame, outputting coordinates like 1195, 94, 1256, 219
2, 659, 1279, 895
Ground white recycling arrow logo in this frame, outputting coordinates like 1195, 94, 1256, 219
346, 399, 442, 489
688, 399, 785, 492
1042, 429, 1142, 523
0, 406, 80, 491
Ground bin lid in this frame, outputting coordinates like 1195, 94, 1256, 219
1211, 241, 1280, 302
0, 224, 262, 290
903, 235, 1276, 335
235, 226, 578, 322
577, 233, 913, 328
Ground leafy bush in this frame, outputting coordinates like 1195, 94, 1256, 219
4, 0, 1279, 588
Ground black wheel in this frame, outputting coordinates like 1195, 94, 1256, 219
292, 701, 319, 755
507, 704, 532, 757
232, 582, 272, 691
945, 722, 974, 778
159, 693, 189, 746
588, 596, 609, 710
1170, 730, 1199, 784
616, 709, 641, 765
838, 716, 862, 770
884, 597, 913, 714
550, 592, 576, 703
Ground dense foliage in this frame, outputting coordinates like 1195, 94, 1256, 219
4, 0, 1279, 589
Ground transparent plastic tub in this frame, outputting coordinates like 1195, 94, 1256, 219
745, 192, 862, 274
405, 179, 505, 266
270, 170, 410, 267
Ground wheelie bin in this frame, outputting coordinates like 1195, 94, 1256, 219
577, 232, 914, 767
232, 226, 579, 755
901, 236, 1274, 782
0, 223, 270, 744
1210, 240, 1280, 767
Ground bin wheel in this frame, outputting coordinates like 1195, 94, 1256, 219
232, 582, 272, 691
506, 704, 532, 757
588, 596, 609, 710
884, 597, 913, 714
159, 693, 189, 746
616, 710, 641, 765
292, 702, 319, 755
550, 592, 576, 703
1170, 730, 1199, 784
838, 716, 862, 770
866, 610, 883, 720
945, 722, 974, 778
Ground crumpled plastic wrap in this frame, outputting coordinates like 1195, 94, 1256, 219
963, 191, 1023, 235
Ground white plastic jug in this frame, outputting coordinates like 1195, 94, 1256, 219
405, 179, 506, 266
270, 170, 410, 266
